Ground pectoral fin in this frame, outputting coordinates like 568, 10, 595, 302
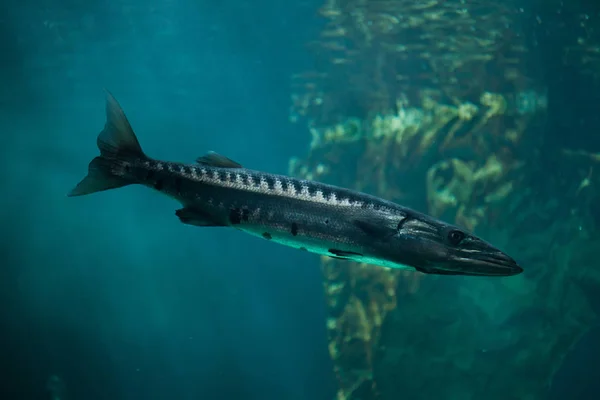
328, 249, 363, 257
352, 217, 398, 239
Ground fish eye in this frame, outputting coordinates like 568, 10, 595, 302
447, 230, 465, 246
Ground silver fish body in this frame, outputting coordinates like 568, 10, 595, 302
68, 92, 523, 277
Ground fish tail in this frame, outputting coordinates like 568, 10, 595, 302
68, 91, 147, 197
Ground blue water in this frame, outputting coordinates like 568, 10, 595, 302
4, 1, 600, 399
1, 0, 336, 398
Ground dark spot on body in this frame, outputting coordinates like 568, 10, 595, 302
154, 180, 164, 190
291, 222, 299, 236
182, 166, 192, 176
299, 247, 307, 251
242, 174, 250, 186
241, 208, 250, 222
321, 190, 330, 200
262, 232, 272, 240
281, 180, 289, 192
329, 248, 363, 257
325, 218, 330, 225
229, 208, 241, 224
373, 203, 381, 210
219, 171, 228, 182
361, 202, 369, 209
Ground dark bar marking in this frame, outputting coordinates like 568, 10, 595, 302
253, 174, 263, 187
264, 175, 276, 190
290, 181, 301, 195
306, 182, 319, 197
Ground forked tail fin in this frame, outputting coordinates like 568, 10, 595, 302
68, 91, 146, 197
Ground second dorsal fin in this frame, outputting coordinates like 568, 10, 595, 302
196, 151, 243, 168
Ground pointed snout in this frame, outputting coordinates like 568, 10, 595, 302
458, 251, 523, 276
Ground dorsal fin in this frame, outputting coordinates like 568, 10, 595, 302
196, 151, 243, 168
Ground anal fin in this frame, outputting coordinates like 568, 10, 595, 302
175, 207, 223, 227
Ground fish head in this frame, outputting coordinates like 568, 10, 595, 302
394, 216, 523, 277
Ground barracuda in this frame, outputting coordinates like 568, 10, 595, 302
68, 92, 523, 277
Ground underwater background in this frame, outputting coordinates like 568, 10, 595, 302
1, 0, 600, 399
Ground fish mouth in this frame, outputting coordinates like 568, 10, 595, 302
450, 252, 523, 276
418, 250, 523, 276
